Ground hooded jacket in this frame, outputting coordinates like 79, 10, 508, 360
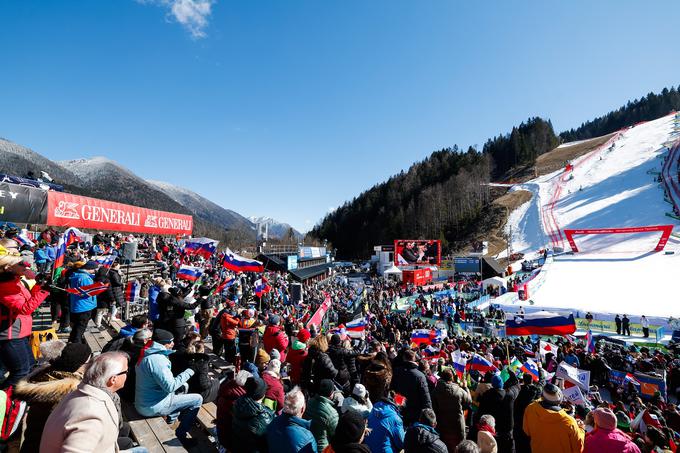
263, 325, 289, 362
432, 379, 471, 445
365, 399, 405, 453
0, 276, 49, 340
134, 342, 195, 415
523, 401, 585, 453
14, 369, 82, 453
302, 347, 338, 392
266, 413, 318, 453
404, 423, 448, 453
69, 269, 97, 313
584, 427, 641, 453
287, 340, 308, 385
231, 395, 275, 453
304, 395, 339, 451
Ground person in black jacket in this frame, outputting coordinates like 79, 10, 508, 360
327, 335, 360, 393
108, 262, 125, 318
156, 285, 200, 343
475, 372, 520, 453
301, 334, 338, 394
94, 267, 112, 329
391, 349, 432, 426
171, 332, 220, 403
513, 373, 541, 453
404, 408, 448, 453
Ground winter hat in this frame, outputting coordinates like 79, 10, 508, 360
269, 348, 281, 360
330, 334, 342, 347
266, 359, 281, 376
593, 408, 617, 430
82, 260, 99, 270
352, 384, 368, 400
616, 411, 631, 431
255, 348, 271, 369
542, 383, 563, 404
245, 377, 267, 401
40, 340, 67, 363
491, 374, 504, 389
235, 370, 253, 387
319, 379, 335, 397
152, 329, 174, 344
297, 328, 311, 343
332, 410, 367, 446
269, 314, 280, 325
52, 343, 92, 372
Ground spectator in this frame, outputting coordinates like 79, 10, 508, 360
287, 328, 310, 385
219, 307, 240, 364
523, 383, 584, 453
40, 352, 147, 453
584, 407, 640, 453
231, 376, 275, 453
477, 414, 498, 453
302, 334, 338, 393
134, 328, 203, 448
328, 409, 370, 453
363, 351, 392, 404
513, 373, 541, 453
102, 315, 149, 351
0, 239, 51, 387
365, 392, 405, 453
304, 378, 340, 451
432, 368, 472, 450
622, 315, 631, 336
341, 383, 373, 418
266, 386, 318, 453
456, 440, 482, 453
171, 332, 220, 403
157, 284, 199, 344
15, 342, 92, 453
391, 348, 432, 425
68, 260, 99, 344
263, 314, 289, 362
216, 370, 252, 449
404, 408, 448, 453
641, 315, 649, 338
263, 358, 285, 412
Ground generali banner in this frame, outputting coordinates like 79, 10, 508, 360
47, 191, 193, 235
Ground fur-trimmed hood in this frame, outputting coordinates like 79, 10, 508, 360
14, 371, 81, 404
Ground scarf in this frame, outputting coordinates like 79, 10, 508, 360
477, 422, 496, 436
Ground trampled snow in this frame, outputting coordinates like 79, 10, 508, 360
500, 114, 680, 324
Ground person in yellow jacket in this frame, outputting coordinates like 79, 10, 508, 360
523, 383, 585, 453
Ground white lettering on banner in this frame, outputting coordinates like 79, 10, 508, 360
0, 191, 18, 199
81, 205, 141, 226
563, 385, 588, 407
556, 361, 590, 391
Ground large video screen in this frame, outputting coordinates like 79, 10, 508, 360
394, 240, 441, 266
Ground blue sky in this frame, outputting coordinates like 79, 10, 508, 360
1, 1, 680, 232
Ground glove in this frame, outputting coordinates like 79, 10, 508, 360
35, 273, 52, 290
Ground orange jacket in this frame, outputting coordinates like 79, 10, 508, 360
220, 313, 239, 340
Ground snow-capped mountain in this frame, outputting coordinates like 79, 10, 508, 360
249, 216, 302, 240
147, 180, 254, 233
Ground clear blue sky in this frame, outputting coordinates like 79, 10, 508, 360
1, 1, 679, 232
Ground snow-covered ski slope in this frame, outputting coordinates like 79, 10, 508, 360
503, 113, 680, 321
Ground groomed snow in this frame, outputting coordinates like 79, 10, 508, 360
501, 114, 680, 324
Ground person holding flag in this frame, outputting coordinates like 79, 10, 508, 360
156, 284, 200, 344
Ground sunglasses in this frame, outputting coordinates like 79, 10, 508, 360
116, 369, 129, 376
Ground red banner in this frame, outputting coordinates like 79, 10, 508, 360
47, 191, 193, 235
306, 293, 332, 330
563, 225, 673, 253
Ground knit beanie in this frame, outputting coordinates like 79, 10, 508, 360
152, 328, 174, 344
332, 410, 367, 446
245, 377, 267, 401
52, 343, 92, 372
593, 408, 617, 430
542, 383, 563, 404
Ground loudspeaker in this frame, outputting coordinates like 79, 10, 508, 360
120, 241, 138, 264
290, 283, 302, 304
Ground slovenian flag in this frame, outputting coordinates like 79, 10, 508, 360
184, 238, 219, 259
65, 282, 110, 297
222, 248, 264, 273
214, 277, 235, 295
521, 358, 540, 381
95, 255, 115, 268
254, 277, 271, 297
623, 373, 641, 390
177, 265, 203, 282
15, 233, 35, 248
452, 351, 468, 377
467, 354, 498, 373
505, 311, 576, 336
54, 227, 83, 269
125, 281, 140, 302
410, 328, 447, 346
345, 317, 367, 339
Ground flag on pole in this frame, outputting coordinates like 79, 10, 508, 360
54, 227, 83, 269
505, 311, 576, 336
467, 354, 498, 373
254, 277, 271, 297
520, 358, 540, 381
177, 265, 203, 282
65, 282, 110, 297
452, 351, 468, 378
125, 281, 140, 302
183, 238, 219, 259
539, 340, 558, 359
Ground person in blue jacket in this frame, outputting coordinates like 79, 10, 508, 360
33, 242, 51, 273
365, 396, 405, 453
68, 260, 99, 344
266, 386, 317, 453
135, 328, 203, 449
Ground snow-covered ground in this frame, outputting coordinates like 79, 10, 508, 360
499, 114, 680, 324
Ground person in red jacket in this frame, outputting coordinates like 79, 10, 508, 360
287, 328, 310, 385
263, 314, 289, 363
0, 239, 51, 387
262, 359, 285, 412
219, 309, 239, 364
216, 369, 250, 449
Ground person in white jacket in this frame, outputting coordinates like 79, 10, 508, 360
341, 383, 373, 419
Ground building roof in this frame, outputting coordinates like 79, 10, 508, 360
289, 262, 332, 281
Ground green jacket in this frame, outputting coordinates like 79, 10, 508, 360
303, 395, 339, 451
231, 396, 275, 453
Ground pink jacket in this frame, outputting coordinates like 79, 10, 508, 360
0, 278, 49, 340
584, 428, 640, 453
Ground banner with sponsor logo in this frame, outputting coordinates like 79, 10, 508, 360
556, 361, 590, 391
47, 191, 193, 235
0, 182, 48, 224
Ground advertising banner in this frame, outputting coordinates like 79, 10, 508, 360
306, 294, 332, 330
0, 182, 48, 224
609, 369, 666, 400
47, 191, 193, 235
299, 246, 327, 259
394, 239, 441, 266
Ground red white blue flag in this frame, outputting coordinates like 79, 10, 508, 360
177, 265, 203, 282
467, 353, 498, 373
66, 282, 110, 297
505, 311, 576, 336
254, 277, 271, 297
54, 227, 83, 269
125, 280, 140, 302
520, 358, 540, 381
183, 238, 219, 259
222, 248, 264, 273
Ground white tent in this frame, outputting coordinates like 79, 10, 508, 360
482, 276, 506, 291
383, 265, 403, 280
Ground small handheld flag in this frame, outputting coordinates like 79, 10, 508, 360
65, 282, 110, 297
